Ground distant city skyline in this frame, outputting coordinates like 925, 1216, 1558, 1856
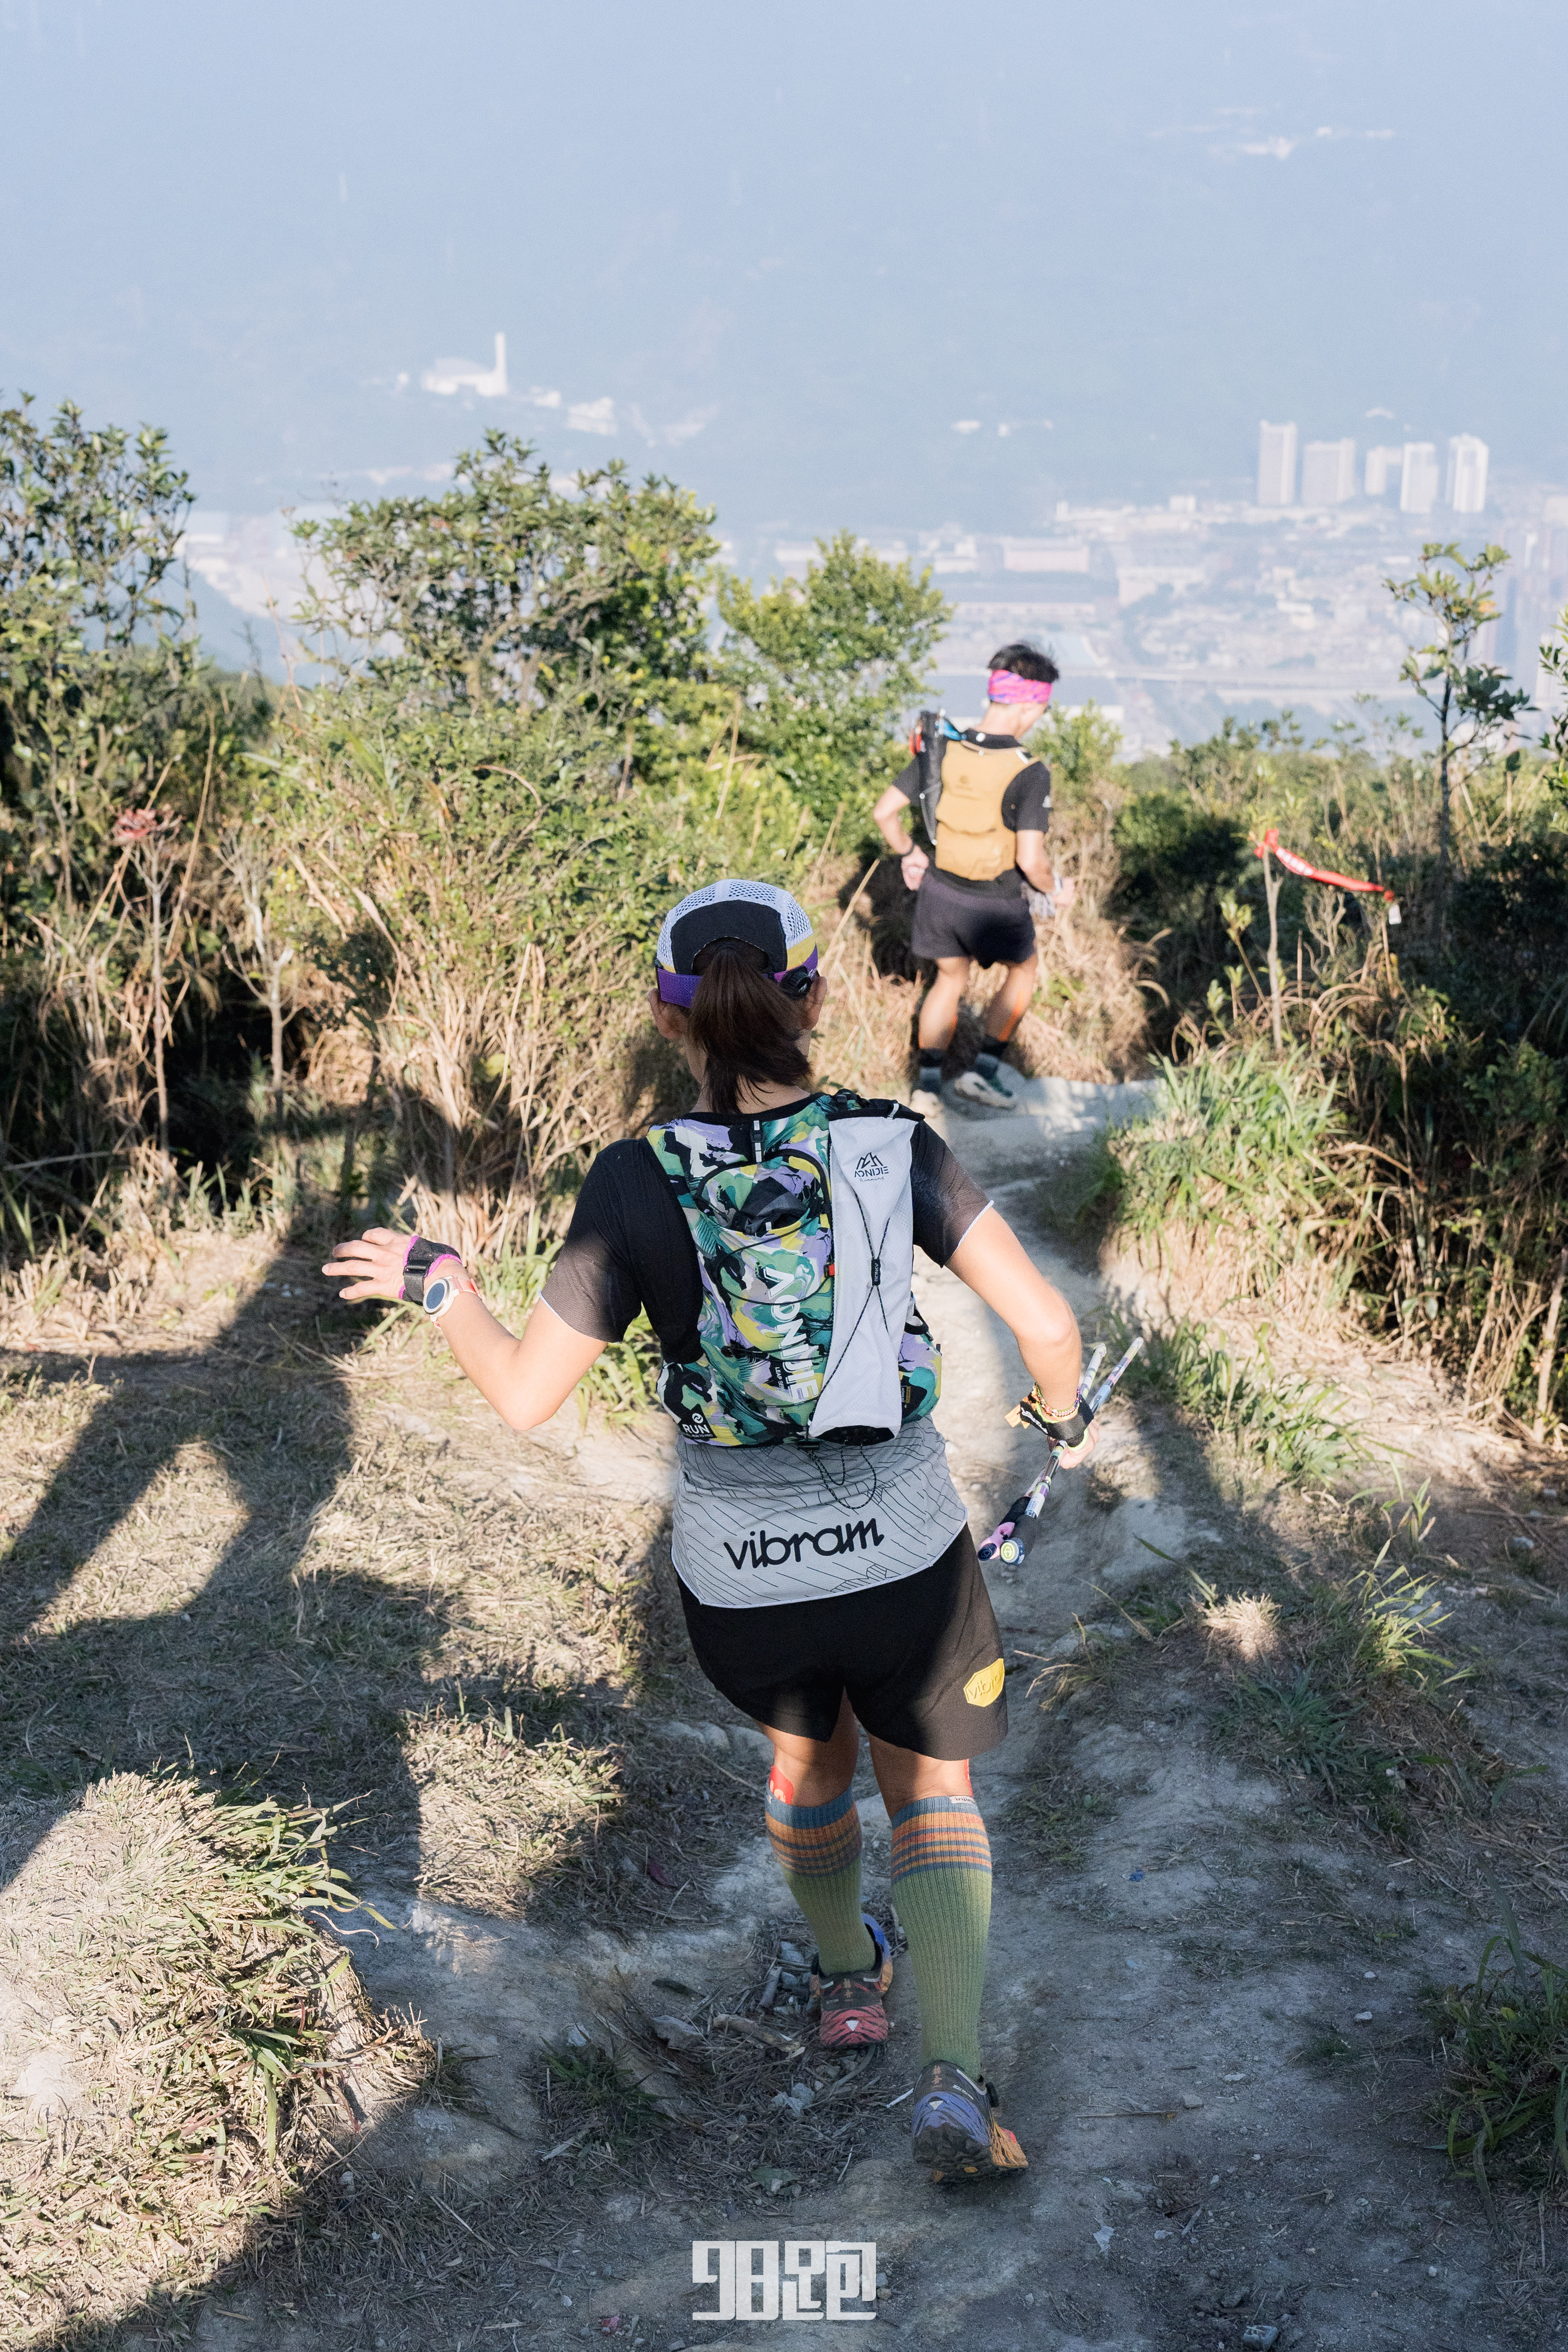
1256, 419, 1490, 519
3, 1, 1561, 544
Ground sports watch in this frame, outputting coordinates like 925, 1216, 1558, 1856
421, 1266, 465, 1321
400, 1234, 474, 1320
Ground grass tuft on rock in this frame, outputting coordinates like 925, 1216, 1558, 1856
1427, 1912, 1568, 2194
1121, 1313, 1370, 1487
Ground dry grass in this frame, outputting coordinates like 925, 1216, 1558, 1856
0, 1236, 726, 1956
403, 1697, 623, 1916
1012, 825, 1157, 1080
1192, 1548, 1539, 1844
1200, 1589, 1283, 1663
1004, 1765, 1118, 1868
0, 1773, 430, 2343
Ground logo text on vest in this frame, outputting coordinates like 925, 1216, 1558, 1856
852, 1150, 889, 1180
722, 1518, 884, 1570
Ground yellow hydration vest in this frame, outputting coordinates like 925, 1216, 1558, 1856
933, 739, 1031, 883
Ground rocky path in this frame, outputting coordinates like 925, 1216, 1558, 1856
222, 1080, 1558, 2352
5, 1080, 1565, 2352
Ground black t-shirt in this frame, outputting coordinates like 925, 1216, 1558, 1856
893, 734, 1053, 898
541, 1104, 992, 1354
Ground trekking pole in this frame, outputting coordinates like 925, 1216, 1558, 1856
977, 1342, 1104, 1566
977, 1335, 1144, 1566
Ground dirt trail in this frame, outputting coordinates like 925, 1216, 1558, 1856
3, 1079, 1566, 2352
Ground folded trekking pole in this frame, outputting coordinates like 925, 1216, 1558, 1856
977, 1335, 1145, 1566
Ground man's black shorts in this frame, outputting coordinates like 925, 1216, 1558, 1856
910, 867, 1036, 968
677, 1528, 1007, 1759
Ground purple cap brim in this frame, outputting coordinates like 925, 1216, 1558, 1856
656, 946, 818, 1006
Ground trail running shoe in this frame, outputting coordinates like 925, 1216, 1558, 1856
812, 1914, 893, 2050
909, 1085, 943, 1116
953, 1067, 1018, 1110
910, 2061, 1029, 2182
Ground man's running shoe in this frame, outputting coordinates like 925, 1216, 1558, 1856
953, 1067, 1018, 1110
909, 2060, 1029, 2182
909, 1085, 943, 1116
812, 1914, 893, 2050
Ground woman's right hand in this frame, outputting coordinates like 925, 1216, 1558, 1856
321, 1225, 414, 1304
900, 846, 929, 892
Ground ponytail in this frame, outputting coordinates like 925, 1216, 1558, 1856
688, 940, 813, 1115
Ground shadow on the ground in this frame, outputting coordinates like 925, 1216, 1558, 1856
0, 1244, 443, 1843
0, 1235, 722, 2346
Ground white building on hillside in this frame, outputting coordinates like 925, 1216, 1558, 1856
1300, 438, 1357, 506
1364, 444, 1403, 496
1447, 435, 1489, 513
422, 333, 509, 397
1400, 442, 1440, 514
1257, 420, 1298, 506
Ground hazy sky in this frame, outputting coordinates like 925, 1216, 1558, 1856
3, 0, 1563, 539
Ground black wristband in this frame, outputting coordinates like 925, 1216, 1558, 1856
1016, 1385, 1096, 1445
400, 1235, 463, 1305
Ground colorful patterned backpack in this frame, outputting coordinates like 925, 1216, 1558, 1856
646, 1091, 940, 1448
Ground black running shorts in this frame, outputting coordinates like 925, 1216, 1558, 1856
678, 1528, 1008, 1759
909, 868, 1036, 968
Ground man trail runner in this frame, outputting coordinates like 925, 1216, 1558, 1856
323, 878, 1097, 2183
872, 640, 1073, 1113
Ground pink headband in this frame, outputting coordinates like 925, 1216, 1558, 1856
987, 668, 1053, 705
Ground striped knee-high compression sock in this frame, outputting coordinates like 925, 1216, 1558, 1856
764, 1781, 874, 1975
890, 1795, 993, 2078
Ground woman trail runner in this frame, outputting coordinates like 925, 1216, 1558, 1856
322, 878, 1098, 2184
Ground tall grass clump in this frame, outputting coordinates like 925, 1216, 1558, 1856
1201, 1553, 1499, 1839
1103, 604, 1568, 1431
1105, 1039, 1362, 1321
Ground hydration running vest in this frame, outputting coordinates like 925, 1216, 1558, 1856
645, 1091, 941, 1448
933, 737, 1033, 883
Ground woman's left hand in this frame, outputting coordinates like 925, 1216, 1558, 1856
1053, 1427, 1099, 1468
321, 1225, 415, 1304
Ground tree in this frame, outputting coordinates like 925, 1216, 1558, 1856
1385, 542, 1531, 922
292, 433, 719, 724
1538, 606, 1568, 809
0, 399, 272, 1191
1030, 698, 1123, 813
1, 395, 197, 927
716, 533, 949, 825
